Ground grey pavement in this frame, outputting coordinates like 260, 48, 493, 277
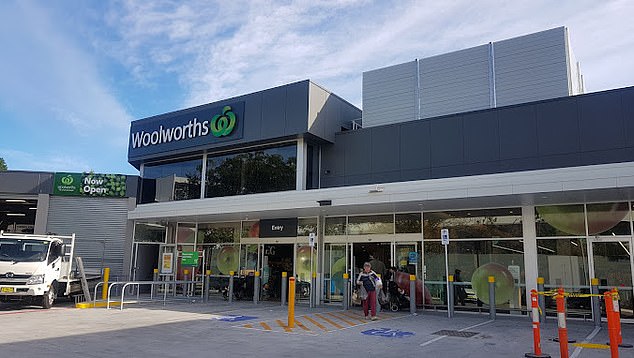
0, 299, 632, 358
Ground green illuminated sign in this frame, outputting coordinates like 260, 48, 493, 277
181, 251, 199, 267
53, 172, 127, 197
210, 106, 237, 137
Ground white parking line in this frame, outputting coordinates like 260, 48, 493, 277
420, 320, 494, 347
570, 326, 602, 358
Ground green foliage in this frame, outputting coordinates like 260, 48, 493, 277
0, 157, 7, 171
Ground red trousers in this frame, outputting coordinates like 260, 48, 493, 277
363, 290, 377, 317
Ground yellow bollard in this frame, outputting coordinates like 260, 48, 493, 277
102, 267, 110, 301
288, 277, 296, 328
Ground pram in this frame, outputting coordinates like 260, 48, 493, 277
384, 280, 410, 312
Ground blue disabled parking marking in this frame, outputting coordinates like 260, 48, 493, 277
361, 328, 414, 338
217, 315, 258, 322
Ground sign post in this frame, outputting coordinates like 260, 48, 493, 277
309, 233, 316, 308
441, 228, 450, 318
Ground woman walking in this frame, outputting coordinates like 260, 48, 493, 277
356, 262, 379, 320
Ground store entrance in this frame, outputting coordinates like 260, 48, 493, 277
590, 237, 634, 320
261, 244, 293, 301
352, 243, 391, 279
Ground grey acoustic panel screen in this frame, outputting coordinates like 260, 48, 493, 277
419, 44, 491, 119
494, 27, 570, 107
362, 60, 418, 128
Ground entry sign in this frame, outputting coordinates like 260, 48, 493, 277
181, 251, 199, 267
441, 229, 450, 245
309, 233, 316, 247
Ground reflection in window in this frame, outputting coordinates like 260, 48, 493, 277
396, 213, 421, 234
536, 203, 631, 236
176, 223, 196, 244
141, 158, 202, 203
134, 222, 167, 243
325, 217, 346, 236
198, 222, 240, 244
205, 144, 296, 198
424, 208, 522, 239
588, 203, 630, 236
241, 221, 260, 238
347, 215, 394, 235
297, 218, 317, 236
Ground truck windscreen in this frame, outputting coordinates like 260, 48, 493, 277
0, 239, 50, 262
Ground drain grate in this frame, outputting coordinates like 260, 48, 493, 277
432, 330, 479, 338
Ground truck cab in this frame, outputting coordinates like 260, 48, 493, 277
0, 232, 74, 308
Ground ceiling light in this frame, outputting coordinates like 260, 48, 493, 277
5, 199, 26, 203
6, 213, 26, 217
29, 207, 37, 210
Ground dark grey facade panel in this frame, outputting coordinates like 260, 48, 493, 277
0, 171, 53, 195
536, 98, 580, 155
497, 105, 538, 160
578, 91, 625, 151
463, 112, 500, 164
320, 86, 634, 188
430, 115, 464, 167
261, 85, 287, 138
399, 121, 431, 170
285, 82, 310, 135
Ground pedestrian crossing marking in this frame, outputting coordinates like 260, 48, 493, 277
295, 319, 311, 332
259, 322, 272, 331
339, 311, 367, 323
243, 324, 253, 328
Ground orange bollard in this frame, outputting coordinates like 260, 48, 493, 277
605, 290, 619, 358
556, 288, 569, 358
525, 289, 551, 358
611, 288, 633, 348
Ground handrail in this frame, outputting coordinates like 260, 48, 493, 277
113, 280, 202, 310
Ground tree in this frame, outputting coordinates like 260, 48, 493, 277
0, 157, 7, 171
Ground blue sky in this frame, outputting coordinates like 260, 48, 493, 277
1, 0, 633, 175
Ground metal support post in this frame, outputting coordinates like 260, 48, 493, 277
488, 276, 496, 320
151, 268, 159, 299
288, 277, 296, 328
310, 272, 317, 309
281, 272, 288, 306
204, 270, 211, 303
537, 277, 546, 323
228, 271, 234, 304
184, 269, 190, 296
102, 267, 111, 301
591, 278, 601, 328
448, 274, 454, 318
253, 271, 260, 304
409, 275, 417, 315
375, 273, 381, 313
343, 273, 349, 310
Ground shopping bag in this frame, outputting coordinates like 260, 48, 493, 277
374, 277, 383, 290
358, 285, 368, 300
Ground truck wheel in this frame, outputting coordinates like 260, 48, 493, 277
42, 284, 57, 309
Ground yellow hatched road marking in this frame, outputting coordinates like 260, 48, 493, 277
243, 324, 253, 328
303, 315, 330, 332
315, 313, 344, 329
295, 319, 311, 332
276, 319, 293, 332
339, 311, 368, 323
571, 343, 610, 349
260, 322, 272, 331
327, 312, 357, 326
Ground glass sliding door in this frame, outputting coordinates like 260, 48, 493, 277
324, 243, 347, 302
590, 238, 634, 319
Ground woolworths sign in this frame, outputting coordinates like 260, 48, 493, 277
128, 102, 244, 159
53, 173, 127, 197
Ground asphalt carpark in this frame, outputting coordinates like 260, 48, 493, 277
0, 299, 632, 358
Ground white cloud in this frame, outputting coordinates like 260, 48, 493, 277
0, 148, 91, 173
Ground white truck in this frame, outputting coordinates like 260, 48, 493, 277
0, 231, 97, 308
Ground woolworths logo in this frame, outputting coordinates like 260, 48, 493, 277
60, 175, 74, 185
131, 105, 238, 149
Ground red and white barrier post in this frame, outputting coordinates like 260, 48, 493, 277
556, 288, 569, 358
525, 289, 551, 358
605, 290, 619, 358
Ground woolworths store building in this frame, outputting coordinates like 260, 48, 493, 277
127, 27, 634, 320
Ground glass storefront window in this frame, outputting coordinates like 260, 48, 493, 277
176, 223, 196, 244
325, 217, 346, 236
205, 144, 297, 198
241, 221, 260, 238
424, 239, 525, 310
424, 208, 522, 239
347, 214, 394, 235
198, 222, 240, 243
537, 238, 589, 288
134, 222, 167, 243
588, 202, 630, 236
297, 218, 317, 236
536, 204, 584, 237
395, 213, 421, 234
202, 243, 240, 276
140, 157, 202, 203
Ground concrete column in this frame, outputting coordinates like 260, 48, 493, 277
522, 205, 539, 310
33, 193, 49, 235
295, 137, 307, 191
